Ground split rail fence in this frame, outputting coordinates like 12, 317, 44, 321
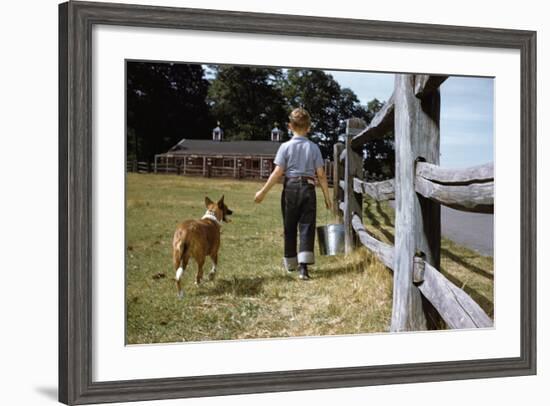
334, 74, 494, 332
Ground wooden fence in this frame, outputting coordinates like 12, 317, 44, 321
334, 74, 494, 332
127, 157, 335, 185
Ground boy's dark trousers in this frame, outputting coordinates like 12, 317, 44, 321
281, 177, 317, 270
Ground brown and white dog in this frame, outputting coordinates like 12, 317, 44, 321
172, 195, 232, 298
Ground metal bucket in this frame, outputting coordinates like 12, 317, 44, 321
317, 224, 345, 256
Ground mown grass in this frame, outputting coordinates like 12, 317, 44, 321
126, 174, 493, 344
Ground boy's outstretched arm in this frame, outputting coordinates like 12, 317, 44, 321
254, 165, 285, 203
316, 166, 332, 210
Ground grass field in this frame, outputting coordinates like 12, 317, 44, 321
126, 173, 493, 344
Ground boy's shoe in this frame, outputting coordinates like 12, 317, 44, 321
299, 264, 310, 280
283, 257, 298, 273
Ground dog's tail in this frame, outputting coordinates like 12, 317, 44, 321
174, 230, 190, 269
174, 230, 190, 297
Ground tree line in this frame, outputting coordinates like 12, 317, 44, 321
127, 61, 394, 180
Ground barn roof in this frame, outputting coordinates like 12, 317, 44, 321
160, 138, 282, 157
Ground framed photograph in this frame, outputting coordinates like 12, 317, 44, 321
59, 1, 536, 404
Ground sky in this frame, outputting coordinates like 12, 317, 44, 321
203, 64, 493, 168
329, 71, 494, 168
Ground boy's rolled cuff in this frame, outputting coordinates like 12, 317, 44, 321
298, 251, 315, 264
283, 256, 298, 271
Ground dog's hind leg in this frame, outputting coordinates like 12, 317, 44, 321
174, 243, 190, 298
208, 252, 218, 281
195, 255, 205, 286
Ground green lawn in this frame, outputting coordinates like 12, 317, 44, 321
126, 173, 493, 344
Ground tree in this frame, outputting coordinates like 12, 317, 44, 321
126, 62, 211, 162
339, 87, 368, 120
281, 69, 340, 139
281, 69, 367, 159
362, 98, 395, 181
207, 66, 287, 141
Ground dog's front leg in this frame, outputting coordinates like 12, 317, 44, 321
208, 253, 218, 281
195, 257, 205, 285
208, 265, 217, 281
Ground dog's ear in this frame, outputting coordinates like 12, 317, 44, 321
205, 196, 214, 207
217, 195, 225, 208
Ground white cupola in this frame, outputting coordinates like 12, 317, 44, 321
212, 121, 224, 141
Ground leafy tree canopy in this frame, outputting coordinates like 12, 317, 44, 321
280, 69, 368, 158
127, 62, 211, 161
127, 62, 394, 179
207, 66, 287, 141
362, 98, 395, 181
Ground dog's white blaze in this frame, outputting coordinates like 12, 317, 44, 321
210, 266, 216, 274
175, 267, 184, 281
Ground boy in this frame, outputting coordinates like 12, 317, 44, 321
254, 108, 332, 280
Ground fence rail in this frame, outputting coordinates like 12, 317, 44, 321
351, 214, 394, 269
127, 156, 335, 185
415, 176, 494, 213
334, 73, 494, 332
353, 178, 395, 201
350, 94, 395, 149
416, 161, 494, 184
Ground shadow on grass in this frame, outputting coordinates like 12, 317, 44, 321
203, 276, 266, 297
363, 200, 380, 226
313, 261, 363, 280
375, 201, 394, 227
441, 248, 494, 280
363, 203, 395, 244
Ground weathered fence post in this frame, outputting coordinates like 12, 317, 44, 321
333, 142, 344, 220
392, 74, 441, 332
344, 118, 366, 254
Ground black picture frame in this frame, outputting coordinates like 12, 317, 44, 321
59, 1, 537, 404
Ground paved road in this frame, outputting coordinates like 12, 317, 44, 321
388, 201, 493, 256
441, 206, 493, 256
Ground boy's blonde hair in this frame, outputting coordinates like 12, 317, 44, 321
288, 107, 311, 133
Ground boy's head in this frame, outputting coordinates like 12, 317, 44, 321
288, 107, 311, 135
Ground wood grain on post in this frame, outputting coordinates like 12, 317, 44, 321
344, 118, 366, 254
333, 142, 344, 220
392, 74, 442, 332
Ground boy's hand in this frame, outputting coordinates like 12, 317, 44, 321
325, 198, 333, 210
254, 190, 266, 203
